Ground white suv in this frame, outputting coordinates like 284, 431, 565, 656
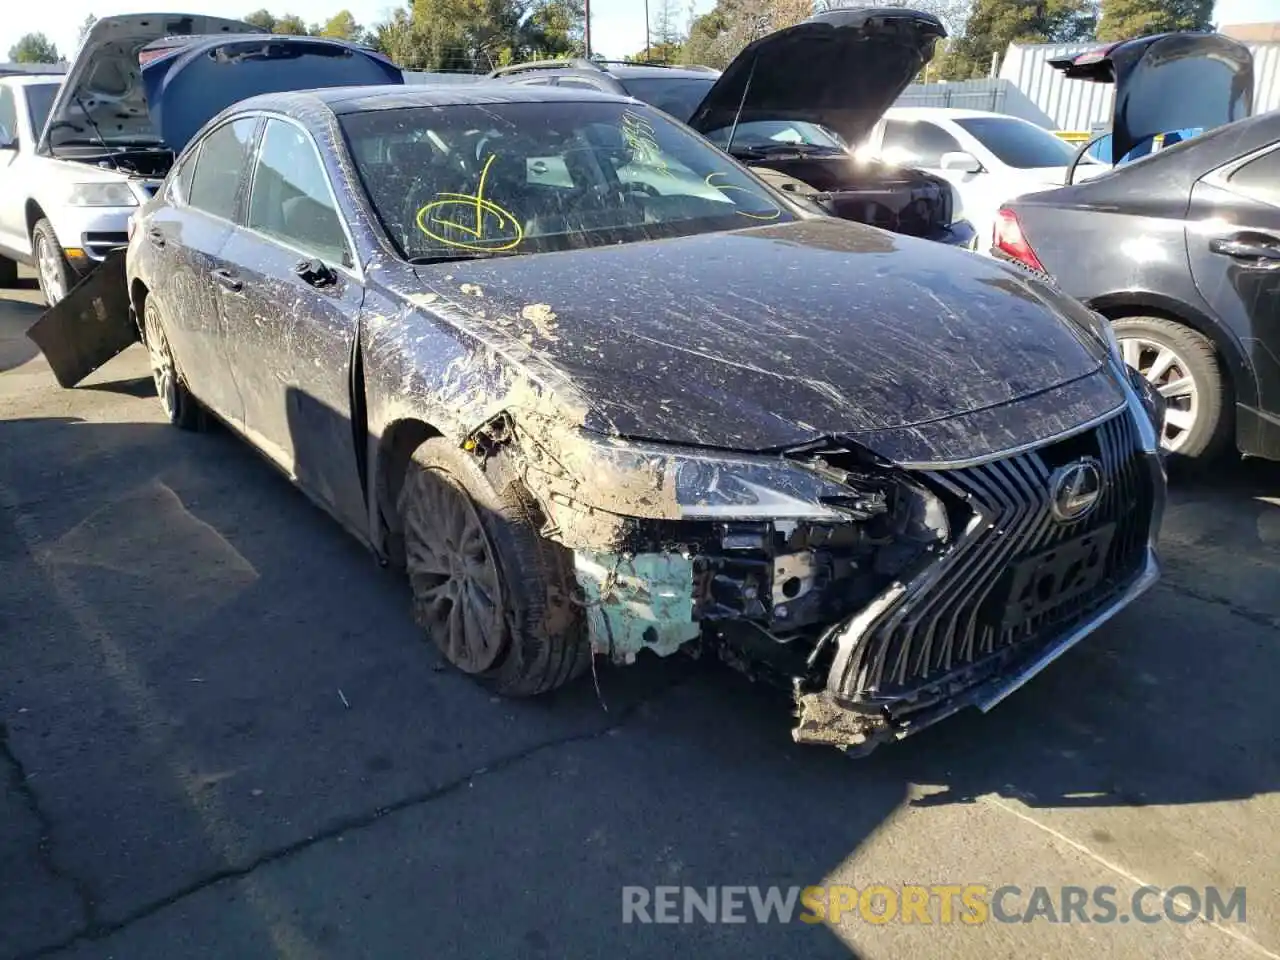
0, 14, 258, 305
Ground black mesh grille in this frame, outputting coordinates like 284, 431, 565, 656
842, 410, 1154, 703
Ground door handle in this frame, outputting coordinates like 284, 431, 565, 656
210, 268, 243, 292
1209, 236, 1280, 262
147, 227, 166, 248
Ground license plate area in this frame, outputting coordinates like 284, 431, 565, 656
1000, 524, 1116, 630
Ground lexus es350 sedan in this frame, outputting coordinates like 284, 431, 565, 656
43, 82, 1167, 753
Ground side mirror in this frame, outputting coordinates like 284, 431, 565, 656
940, 151, 983, 174
0, 126, 17, 151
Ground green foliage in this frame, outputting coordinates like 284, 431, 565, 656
1096, 0, 1214, 41
271, 14, 312, 36
320, 10, 363, 41
938, 0, 1097, 80
243, 9, 277, 32
8, 32, 60, 64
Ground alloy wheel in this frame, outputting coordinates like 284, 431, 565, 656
35, 234, 65, 305
1119, 335, 1198, 453
403, 466, 504, 674
143, 307, 178, 421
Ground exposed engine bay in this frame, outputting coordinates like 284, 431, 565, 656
751, 156, 955, 241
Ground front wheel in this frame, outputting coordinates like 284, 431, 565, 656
1111, 315, 1231, 460
397, 438, 590, 697
32, 219, 72, 307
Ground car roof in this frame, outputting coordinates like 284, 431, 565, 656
230, 80, 635, 118
599, 64, 717, 80
0, 74, 63, 88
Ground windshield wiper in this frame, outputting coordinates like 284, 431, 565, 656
731, 143, 847, 160
407, 253, 504, 265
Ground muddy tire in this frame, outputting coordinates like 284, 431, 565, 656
397, 438, 589, 697
32, 219, 72, 307
1111, 316, 1231, 461
142, 298, 202, 431
0, 255, 16, 287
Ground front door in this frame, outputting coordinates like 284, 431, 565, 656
217, 116, 367, 531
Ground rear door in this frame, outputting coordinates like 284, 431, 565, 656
1187, 142, 1280, 422
0, 85, 26, 253
217, 116, 367, 530
151, 115, 261, 422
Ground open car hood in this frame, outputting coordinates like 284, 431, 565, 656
141, 35, 404, 151
1049, 31, 1253, 165
685, 7, 946, 147
37, 13, 259, 154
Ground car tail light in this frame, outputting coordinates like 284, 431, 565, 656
993, 208, 1047, 273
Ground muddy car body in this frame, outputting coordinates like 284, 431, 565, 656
490, 8, 977, 248
55, 82, 1166, 752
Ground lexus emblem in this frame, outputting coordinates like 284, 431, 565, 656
1048, 457, 1105, 523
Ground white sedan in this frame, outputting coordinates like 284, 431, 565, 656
863, 107, 1110, 251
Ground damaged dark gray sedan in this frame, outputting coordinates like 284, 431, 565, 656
52, 83, 1168, 753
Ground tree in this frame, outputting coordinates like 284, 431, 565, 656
9, 33, 61, 63
321, 10, 363, 41
1097, 0, 1213, 41
938, 0, 1095, 80
244, 9, 278, 31
678, 0, 813, 69
77, 14, 98, 47
272, 14, 311, 35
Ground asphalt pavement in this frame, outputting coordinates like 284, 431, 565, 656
2, 269, 1278, 960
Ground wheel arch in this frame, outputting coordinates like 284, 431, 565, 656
372, 416, 445, 566
24, 199, 45, 238
1086, 291, 1257, 409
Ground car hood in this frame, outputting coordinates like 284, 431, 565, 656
685, 7, 947, 148
37, 13, 259, 154
141, 35, 403, 151
409, 219, 1104, 452
1049, 31, 1253, 165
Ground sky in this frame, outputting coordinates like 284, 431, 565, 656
3, 0, 1278, 67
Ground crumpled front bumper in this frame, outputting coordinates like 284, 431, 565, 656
792, 379, 1167, 755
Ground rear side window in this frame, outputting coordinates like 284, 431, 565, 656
1226, 147, 1280, 208
188, 118, 259, 220
0, 87, 17, 146
881, 120, 963, 168
247, 118, 349, 265
556, 78, 607, 91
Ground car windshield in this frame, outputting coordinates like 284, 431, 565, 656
339, 100, 796, 263
701, 120, 847, 151
25, 83, 60, 139
620, 76, 715, 122
954, 116, 1093, 169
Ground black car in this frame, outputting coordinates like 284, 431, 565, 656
489, 8, 977, 248
38, 81, 1166, 754
995, 31, 1274, 462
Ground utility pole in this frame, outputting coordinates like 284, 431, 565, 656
584, 0, 592, 57
645, 0, 651, 61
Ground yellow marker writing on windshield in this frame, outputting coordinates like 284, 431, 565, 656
704, 172, 782, 220
417, 153, 524, 252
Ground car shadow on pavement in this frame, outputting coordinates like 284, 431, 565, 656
3, 392, 1278, 958
0, 287, 42, 374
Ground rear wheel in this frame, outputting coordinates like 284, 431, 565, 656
1111, 315, 1231, 460
32, 219, 71, 307
142, 299, 202, 430
397, 438, 589, 697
